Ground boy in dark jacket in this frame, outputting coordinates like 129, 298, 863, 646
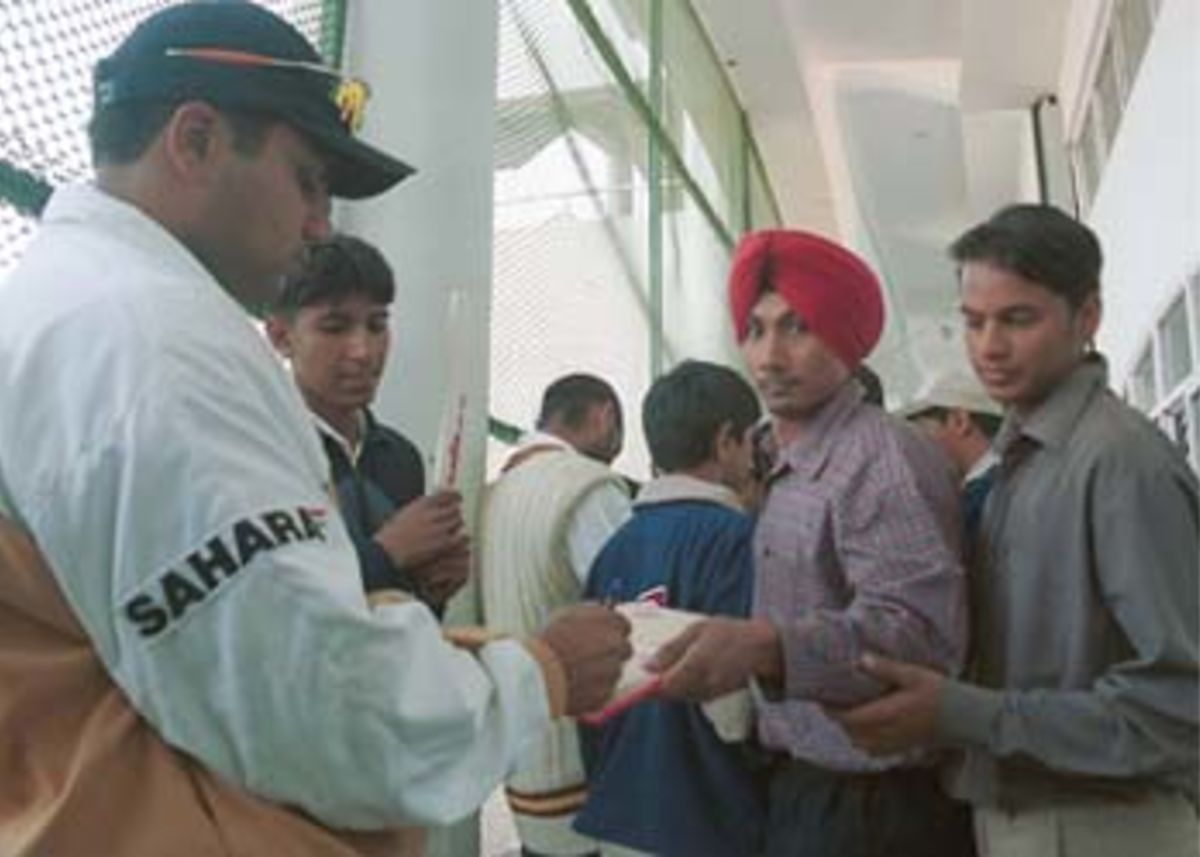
576, 360, 764, 857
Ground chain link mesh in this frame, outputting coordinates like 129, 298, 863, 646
0, 1, 336, 277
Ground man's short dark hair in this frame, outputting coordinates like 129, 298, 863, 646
950, 204, 1103, 308
643, 360, 762, 473
274, 233, 395, 316
537, 374, 622, 433
88, 100, 273, 167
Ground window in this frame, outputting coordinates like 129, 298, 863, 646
1136, 276, 1200, 475
1159, 294, 1194, 394
1190, 388, 1200, 472
1067, 0, 1162, 211
1131, 345, 1157, 411
489, 0, 777, 477
1161, 400, 1191, 463
1191, 269, 1200, 348
1094, 36, 1125, 149
1116, 0, 1155, 89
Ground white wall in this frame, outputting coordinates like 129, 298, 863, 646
1082, 0, 1200, 384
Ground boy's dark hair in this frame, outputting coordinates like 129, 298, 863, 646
537, 374, 622, 433
274, 233, 395, 316
643, 360, 762, 473
89, 101, 273, 167
949, 204, 1103, 308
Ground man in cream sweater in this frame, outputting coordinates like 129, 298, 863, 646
481, 374, 633, 857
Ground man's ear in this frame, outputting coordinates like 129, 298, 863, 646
264, 315, 293, 358
160, 101, 225, 183
1076, 291, 1102, 348
713, 420, 738, 459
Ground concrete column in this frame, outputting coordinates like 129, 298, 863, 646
336, 8, 500, 852
339, 2, 498, 619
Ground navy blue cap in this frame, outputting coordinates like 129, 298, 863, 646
94, 1, 414, 199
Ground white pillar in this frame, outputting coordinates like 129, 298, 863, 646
337, 7, 500, 854
339, 2, 498, 617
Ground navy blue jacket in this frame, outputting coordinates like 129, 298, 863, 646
575, 491, 765, 857
319, 410, 428, 600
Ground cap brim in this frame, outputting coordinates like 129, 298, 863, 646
896, 397, 937, 420
296, 118, 416, 199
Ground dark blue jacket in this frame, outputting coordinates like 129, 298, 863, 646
575, 489, 765, 857
319, 410, 429, 601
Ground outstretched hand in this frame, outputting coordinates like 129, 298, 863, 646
826, 653, 946, 756
648, 617, 781, 702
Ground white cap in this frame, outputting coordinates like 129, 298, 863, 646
897, 369, 1002, 419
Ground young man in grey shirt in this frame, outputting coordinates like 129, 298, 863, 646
833, 204, 1198, 857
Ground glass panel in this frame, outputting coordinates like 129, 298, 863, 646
660, 0, 742, 233
1081, 102, 1108, 197
1190, 388, 1200, 473
1161, 400, 1191, 462
748, 155, 781, 230
1191, 269, 1200, 355
1116, 0, 1154, 91
1068, 142, 1091, 214
660, 159, 740, 370
1131, 345, 1157, 411
579, 0, 651, 88
1159, 293, 1193, 393
493, 0, 652, 480
1094, 35, 1125, 147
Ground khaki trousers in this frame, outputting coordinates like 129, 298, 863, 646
974, 791, 1198, 857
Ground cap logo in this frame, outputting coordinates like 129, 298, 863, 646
334, 78, 370, 133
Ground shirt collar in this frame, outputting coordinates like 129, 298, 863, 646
964, 447, 1000, 484
634, 473, 744, 512
517, 430, 572, 453
994, 354, 1108, 455
313, 409, 368, 464
44, 184, 220, 298
775, 380, 864, 479
501, 429, 573, 473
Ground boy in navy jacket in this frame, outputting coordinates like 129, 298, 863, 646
576, 360, 765, 857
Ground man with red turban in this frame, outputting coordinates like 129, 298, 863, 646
650, 230, 974, 856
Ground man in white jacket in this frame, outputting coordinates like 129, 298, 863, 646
0, 4, 629, 855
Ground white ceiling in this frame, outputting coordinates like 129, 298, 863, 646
690, 0, 1072, 402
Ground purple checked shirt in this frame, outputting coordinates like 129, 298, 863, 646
753, 381, 967, 772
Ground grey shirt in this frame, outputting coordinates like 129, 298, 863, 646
935, 356, 1199, 809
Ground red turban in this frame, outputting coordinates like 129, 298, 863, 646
728, 229, 885, 369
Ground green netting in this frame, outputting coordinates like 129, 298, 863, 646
488, 0, 780, 472
491, 0, 655, 476
0, 1, 341, 278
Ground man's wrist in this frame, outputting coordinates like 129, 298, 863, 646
747, 619, 783, 685
521, 636, 570, 718
935, 678, 1003, 748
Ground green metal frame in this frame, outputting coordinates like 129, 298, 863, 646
566, 0, 734, 253
488, 0, 785, 445
647, 0, 665, 380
